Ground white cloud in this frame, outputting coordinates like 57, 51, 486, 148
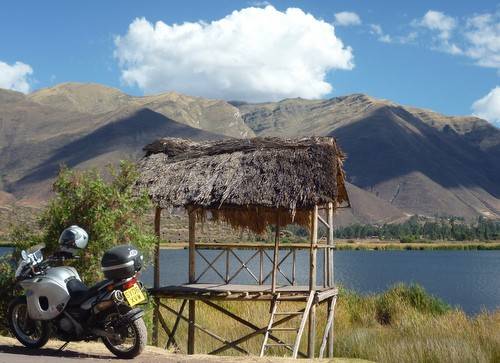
464, 13, 500, 69
413, 10, 462, 55
418, 10, 456, 40
334, 11, 361, 26
0, 61, 33, 93
370, 24, 392, 43
114, 6, 354, 101
472, 86, 500, 126
248, 1, 271, 7
398, 31, 418, 44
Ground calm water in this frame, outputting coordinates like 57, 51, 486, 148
2, 247, 498, 314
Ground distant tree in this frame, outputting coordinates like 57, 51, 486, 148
333, 216, 500, 241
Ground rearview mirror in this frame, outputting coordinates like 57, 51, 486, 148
21, 250, 29, 262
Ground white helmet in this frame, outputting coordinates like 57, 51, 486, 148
58, 225, 88, 254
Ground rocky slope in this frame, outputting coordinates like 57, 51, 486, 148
28, 83, 254, 138
237, 94, 500, 220
1, 84, 499, 223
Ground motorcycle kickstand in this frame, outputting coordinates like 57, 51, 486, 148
57, 341, 70, 352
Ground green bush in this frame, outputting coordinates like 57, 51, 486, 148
0, 226, 44, 332
0, 161, 156, 334
375, 284, 450, 325
391, 283, 450, 315
35, 162, 155, 283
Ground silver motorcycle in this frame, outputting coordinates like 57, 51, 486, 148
8, 237, 148, 359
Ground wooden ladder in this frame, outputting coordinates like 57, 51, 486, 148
259, 291, 315, 358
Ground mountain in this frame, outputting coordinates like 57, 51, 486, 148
1, 84, 499, 224
28, 83, 254, 138
0, 85, 226, 203
236, 94, 500, 220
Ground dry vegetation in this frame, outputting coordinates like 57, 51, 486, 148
137, 137, 348, 234
154, 285, 500, 363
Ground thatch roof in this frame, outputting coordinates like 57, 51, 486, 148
136, 137, 349, 233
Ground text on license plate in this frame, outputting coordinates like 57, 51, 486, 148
123, 283, 146, 307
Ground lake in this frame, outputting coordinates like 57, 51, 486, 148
2, 247, 498, 314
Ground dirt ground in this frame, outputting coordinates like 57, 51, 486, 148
0, 336, 372, 363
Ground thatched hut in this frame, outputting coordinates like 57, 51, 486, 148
136, 136, 350, 359
137, 137, 349, 233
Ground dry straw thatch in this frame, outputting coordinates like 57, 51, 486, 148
136, 137, 349, 233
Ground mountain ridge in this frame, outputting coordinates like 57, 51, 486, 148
1, 83, 499, 223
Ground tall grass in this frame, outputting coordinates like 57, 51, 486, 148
154, 284, 500, 363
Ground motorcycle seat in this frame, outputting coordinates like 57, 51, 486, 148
66, 279, 111, 307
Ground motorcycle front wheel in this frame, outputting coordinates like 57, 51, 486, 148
8, 296, 50, 349
101, 307, 146, 359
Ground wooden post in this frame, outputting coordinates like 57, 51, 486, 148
323, 245, 327, 288
327, 202, 335, 356
259, 248, 263, 285
308, 205, 318, 358
327, 202, 334, 286
271, 212, 281, 294
225, 248, 230, 283
188, 210, 196, 354
152, 207, 161, 347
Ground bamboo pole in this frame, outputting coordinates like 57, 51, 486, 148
271, 212, 281, 294
308, 205, 318, 358
327, 202, 334, 286
327, 202, 335, 356
152, 207, 161, 347
188, 210, 196, 354
259, 249, 263, 285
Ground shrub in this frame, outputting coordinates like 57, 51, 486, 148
0, 226, 44, 332
36, 161, 155, 283
0, 162, 156, 333
375, 284, 450, 325
392, 283, 450, 315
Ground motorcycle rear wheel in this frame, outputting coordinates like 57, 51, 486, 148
101, 307, 146, 359
8, 296, 50, 349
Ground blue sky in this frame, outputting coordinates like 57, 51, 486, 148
0, 0, 499, 124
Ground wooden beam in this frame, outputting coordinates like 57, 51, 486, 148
327, 202, 334, 287
166, 299, 187, 349
228, 250, 260, 283
159, 302, 248, 354
203, 299, 307, 357
262, 249, 293, 285
195, 249, 226, 282
309, 206, 318, 291
271, 212, 280, 293
327, 202, 335, 357
188, 211, 196, 283
319, 295, 337, 358
157, 307, 177, 349
317, 214, 329, 228
308, 205, 318, 358
292, 290, 315, 358
188, 211, 196, 354
152, 207, 161, 347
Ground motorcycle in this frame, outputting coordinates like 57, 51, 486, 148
7, 240, 148, 359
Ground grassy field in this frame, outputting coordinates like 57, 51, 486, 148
153, 285, 500, 363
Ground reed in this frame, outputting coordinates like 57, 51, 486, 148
152, 284, 500, 363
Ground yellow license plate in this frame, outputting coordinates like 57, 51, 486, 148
123, 283, 146, 307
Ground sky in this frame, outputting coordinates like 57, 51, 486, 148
0, 0, 499, 126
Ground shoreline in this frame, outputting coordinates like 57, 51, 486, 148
1, 241, 499, 251
156, 240, 500, 250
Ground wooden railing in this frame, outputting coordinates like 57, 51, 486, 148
192, 243, 335, 288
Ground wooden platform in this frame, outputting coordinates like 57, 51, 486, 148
149, 283, 338, 302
